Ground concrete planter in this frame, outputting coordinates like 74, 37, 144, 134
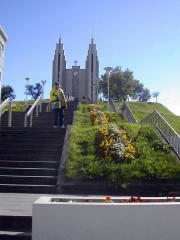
32, 196, 180, 240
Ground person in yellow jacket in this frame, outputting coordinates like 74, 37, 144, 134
50, 82, 67, 128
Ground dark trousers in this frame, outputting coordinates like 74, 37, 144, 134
53, 108, 64, 127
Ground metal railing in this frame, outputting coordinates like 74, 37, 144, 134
110, 100, 117, 112
0, 98, 12, 127
46, 103, 51, 112
46, 95, 75, 112
67, 95, 74, 102
141, 111, 180, 155
121, 102, 137, 123
24, 95, 42, 127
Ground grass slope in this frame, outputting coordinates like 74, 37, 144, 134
66, 103, 180, 183
1, 100, 35, 112
127, 102, 180, 135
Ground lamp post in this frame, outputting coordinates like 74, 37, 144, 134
96, 77, 101, 105
41, 80, 47, 100
25, 77, 30, 101
92, 79, 99, 104
104, 67, 112, 111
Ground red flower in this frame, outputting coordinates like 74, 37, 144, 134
105, 196, 111, 201
167, 196, 176, 202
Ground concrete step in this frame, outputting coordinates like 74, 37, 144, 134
0, 216, 32, 232
0, 167, 58, 176
0, 139, 64, 144
0, 144, 63, 150
0, 160, 59, 168
0, 154, 60, 161
0, 149, 61, 155
0, 231, 31, 240
0, 135, 65, 141
0, 175, 57, 185
1, 118, 73, 122
0, 184, 57, 193
0, 128, 66, 133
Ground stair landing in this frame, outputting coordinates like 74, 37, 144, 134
0, 193, 45, 216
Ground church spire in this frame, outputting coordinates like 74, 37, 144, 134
59, 35, 61, 44
91, 31, 94, 44
91, 34, 94, 44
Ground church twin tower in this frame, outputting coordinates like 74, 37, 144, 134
52, 38, 99, 102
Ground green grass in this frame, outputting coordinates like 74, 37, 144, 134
97, 102, 108, 111
12, 101, 34, 111
126, 102, 180, 135
1, 100, 35, 112
114, 102, 123, 110
66, 103, 180, 183
66, 104, 99, 179
106, 112, 126, 125
99, 101, 180, 134
66, 103, 127, 180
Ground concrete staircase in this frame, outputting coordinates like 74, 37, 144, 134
0, 101, 77, 239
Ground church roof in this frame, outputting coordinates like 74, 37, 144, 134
0, 25, 8, 43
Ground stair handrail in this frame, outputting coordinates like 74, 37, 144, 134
46, 102, 51, 112
0, 98, 12, 127
110, 100, 117, 112
121, 102, 138, 123
140, 110, 180, 155
46, 95, 75, 112
24, 95, 42, 127
66, 95, 74, 102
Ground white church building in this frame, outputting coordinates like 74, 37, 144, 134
52, 38, 99, 102
0, 26, 8, 102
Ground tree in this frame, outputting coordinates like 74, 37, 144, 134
152, 91, 160, 103
99, 67, 151, 102
1, 85, 16, 101
138, 88, 151, 102
26, 83, 43, 100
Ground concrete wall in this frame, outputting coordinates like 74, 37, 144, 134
65, 68, 86, 100
32, 196, 180, 240
0, 26, 8, 102
79, 69, 86, 100
65, 69, 73, 96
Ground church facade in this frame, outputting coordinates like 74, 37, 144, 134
52, 38, 99, 102
0, 26, 8, 102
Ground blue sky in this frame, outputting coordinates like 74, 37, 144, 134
0, 0, 180, 115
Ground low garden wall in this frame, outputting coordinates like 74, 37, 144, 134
60, 178, 180, 196
32, 196, 180, 240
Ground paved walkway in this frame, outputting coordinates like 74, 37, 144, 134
0, 193, 51, 216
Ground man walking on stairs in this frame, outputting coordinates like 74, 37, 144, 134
50, 82, 67, 128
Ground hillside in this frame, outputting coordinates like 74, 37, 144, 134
98, 101, 180, 134
66, 103, 180, 186
125, 102, 180, 135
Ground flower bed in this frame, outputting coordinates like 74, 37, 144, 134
51, 196, 177, 203
87, 104, 108, 125
87, 104, 136, 161
96, 124, 136, 162
33, 195, 180, 240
